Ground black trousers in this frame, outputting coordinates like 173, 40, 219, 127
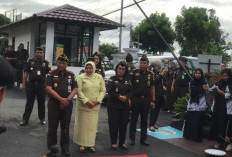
129, 97, 150, 141
175, 86, 188, 99
107, 106, 130, 145
47, 99, 73, 150
22, 82, 45, 122
149, 95, 162, 126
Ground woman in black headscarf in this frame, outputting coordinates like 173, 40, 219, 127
93, 52, 105, 77
183, 68, 208, 142
209, 69, 231, 143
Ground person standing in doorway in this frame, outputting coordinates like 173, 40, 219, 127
16, 43, 29, 86
4, 45, 17, 69
20, 47, 50, 126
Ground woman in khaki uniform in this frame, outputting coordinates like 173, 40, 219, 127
73, 61, 106, 153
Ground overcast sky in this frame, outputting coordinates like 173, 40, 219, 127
0, 0, 232, 53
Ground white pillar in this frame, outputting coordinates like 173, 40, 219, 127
45, 22, 55, 64
93, 27, 100, 53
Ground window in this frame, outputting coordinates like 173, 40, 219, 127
38, 22, 47, 49
53, 23, 94, 67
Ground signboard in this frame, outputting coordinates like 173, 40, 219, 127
198, 54, 222, 73
55, 43, 64, 61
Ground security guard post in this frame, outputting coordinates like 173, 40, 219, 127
171, 56, 192, 99
45, 54, 77, 156
129, 55, 155, 146
20, 47, 50, 126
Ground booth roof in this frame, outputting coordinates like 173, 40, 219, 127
0, 4, 123, 32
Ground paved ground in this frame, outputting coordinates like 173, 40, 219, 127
0, 87, 229, 157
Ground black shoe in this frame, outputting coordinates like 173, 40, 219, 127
111, 146, 118, 151
40, 120, 46, 125
20, 120, 28, 126
129, 139, 135, 145
87, 147, 96, 153
119, 145, 128, 150
79, 147, 86, 153
140, 140, 149, 146
62, 149, 70, 156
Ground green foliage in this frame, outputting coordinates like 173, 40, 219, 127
174, 94, 190, 120
203, 42, 230, 65
0, 14, 11, 26
174, 93, 212, 124
99, 43, 118, 60
205, 70, 222, 88
131, 12, 175, 54
175, 7, 227, 57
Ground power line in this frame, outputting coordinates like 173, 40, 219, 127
100, 24, 131, 41
102, 0, 146, 16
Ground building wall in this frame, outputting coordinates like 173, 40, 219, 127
8, 23, 34, 58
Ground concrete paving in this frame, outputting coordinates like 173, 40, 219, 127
0, 87, 208, 157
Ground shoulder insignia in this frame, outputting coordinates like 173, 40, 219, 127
148, 70, 154, 74
67, 70, 75, 75
49, 69, 56, 74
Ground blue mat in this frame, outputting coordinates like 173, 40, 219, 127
137, 126, 183, 139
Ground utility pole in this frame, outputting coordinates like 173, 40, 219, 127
119, 0, 124, 53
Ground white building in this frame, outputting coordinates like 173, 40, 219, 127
0, 4, 121, 75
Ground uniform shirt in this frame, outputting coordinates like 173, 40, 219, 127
16, 49, 29, 67
96, 67, 105, 77
127, 63, 136, 76
107, 75, 132, 109
46, 69, 77, 98
4, 50, 17, 67
130, 69, 155, 97
174, 66, 191, 87
153, 71, 164, 97
25, 58, 50, 83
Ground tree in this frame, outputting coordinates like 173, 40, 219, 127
99, 43, 118, 60
175, 6, 227, 57
0, 14, 11, 26
204, 42, 231, 65
131, 12, 175, 55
